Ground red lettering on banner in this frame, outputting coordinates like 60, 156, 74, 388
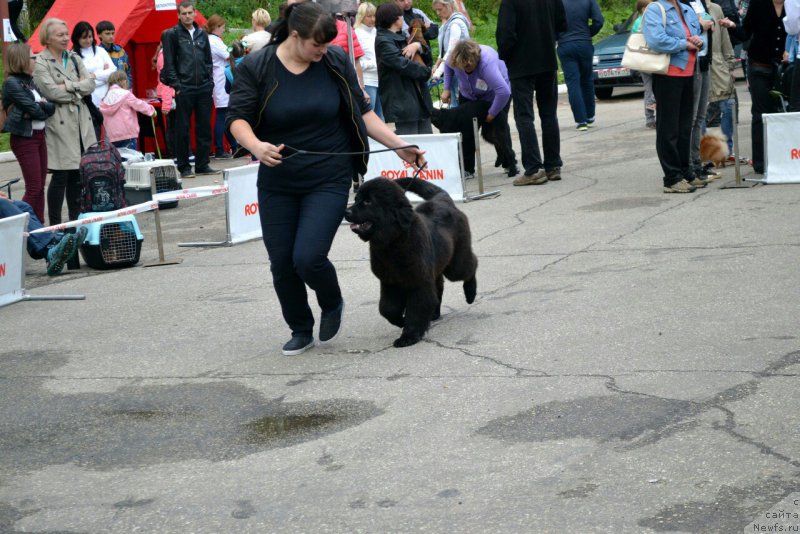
379, 169, 446, 180
380, 170, 411, 179
244, 203, 259, 216
0, 263, 5, 277
792, 149, 800, 160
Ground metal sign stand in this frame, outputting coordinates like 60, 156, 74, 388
721, 98, 758, 189
466, 118, 500, 201
140, 122, 184, 264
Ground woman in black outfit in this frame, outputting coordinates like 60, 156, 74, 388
227, 2, 425, 356
1, 42, 56, 223
743, 0, 787, 174
374, 2, 433, 134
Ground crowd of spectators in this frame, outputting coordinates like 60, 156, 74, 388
3, 0, 800, 259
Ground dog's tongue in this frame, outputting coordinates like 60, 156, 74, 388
349, 223, 360, 231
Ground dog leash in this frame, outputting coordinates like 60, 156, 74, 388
279, 144, 429, 188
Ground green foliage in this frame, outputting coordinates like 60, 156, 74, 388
594, 1, 636, 41
197, 0, 281, 29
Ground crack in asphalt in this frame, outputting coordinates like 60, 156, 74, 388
475, 171, 599, 244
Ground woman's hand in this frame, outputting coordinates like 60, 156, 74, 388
441, 89, 451, 104
485, 114, 495, 123
687, 36, 703, 51
394, 145, 426, 170
402, 42, 422, 59
251, 141, 285, 167
719, 17, 736, 29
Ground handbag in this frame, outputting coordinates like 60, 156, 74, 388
621, 3, 670, 75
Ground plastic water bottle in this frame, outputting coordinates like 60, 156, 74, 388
144, 153, 154, 161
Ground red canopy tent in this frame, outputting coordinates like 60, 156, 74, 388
29, 0, 207, 98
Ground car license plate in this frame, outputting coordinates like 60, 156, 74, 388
597, 68, 631, 79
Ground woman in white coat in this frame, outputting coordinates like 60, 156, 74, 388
206, 15, 238, 159
71, 21, 115, 139
355, 3, 383, 120
34, 18, 96, 225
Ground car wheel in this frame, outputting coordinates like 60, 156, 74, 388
595, 87, 613, 100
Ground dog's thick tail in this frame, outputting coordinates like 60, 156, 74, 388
394, 178, 448, 201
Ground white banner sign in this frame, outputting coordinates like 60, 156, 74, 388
3, 19, 14, 43
153, 185, 229, 202
365, 133, 465, 201
764, 112, 800, 184
225, 164, 262, 244
155, 0, 177, 10
0, 213, 28, 308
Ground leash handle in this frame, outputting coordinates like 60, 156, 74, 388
150, 115, 163, 160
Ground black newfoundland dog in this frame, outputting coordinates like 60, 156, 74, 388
344, 177, 478, 347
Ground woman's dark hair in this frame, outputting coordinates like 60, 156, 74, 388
269, 2, 337, 45
375, 3, 402, 30
71, 21, 95, 57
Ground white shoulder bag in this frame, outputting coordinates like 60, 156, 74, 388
621, 3, 671, 75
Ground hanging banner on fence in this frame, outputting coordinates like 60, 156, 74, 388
153, 185, 229, 202
0, 213, 28, 308
225, 164, 261, 244
365, 133, 465, 201
30, 201, 159, 234
764, 112, 800, 184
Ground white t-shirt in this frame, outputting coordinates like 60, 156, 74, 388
244, 30, 271, 52
79, 46, 117, 107
209, 34, 230, 108
31, 88, 45, 131
355, 26, 378, 87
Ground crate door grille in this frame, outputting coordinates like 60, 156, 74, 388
100, 222, 138, 264
152, 166, 179, 194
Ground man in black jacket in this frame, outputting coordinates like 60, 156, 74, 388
497, 0, 567, 185
160, 0, 217, 178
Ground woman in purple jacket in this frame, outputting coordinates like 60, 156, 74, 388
442, 40, 517, 178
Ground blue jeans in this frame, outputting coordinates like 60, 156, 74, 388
365, 85, 384, 121
448, 76, 459, 109
112, 138, 138, 151
214, 107, 238, 155
258, 184, 350, 337
557, 40, 596, 126
716, 97, 735, 153
0, 198, 57, 260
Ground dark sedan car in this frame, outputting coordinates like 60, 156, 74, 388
592, 12, 640, 99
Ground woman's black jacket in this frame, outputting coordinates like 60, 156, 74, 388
1, 74, 55, 137
375, 28, 432, 124
225, 44, 371, 175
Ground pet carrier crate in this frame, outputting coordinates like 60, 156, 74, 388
78, 213, 144, 270
124, 160, 182, 209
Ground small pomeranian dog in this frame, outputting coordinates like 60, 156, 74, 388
700, 131, 730, 168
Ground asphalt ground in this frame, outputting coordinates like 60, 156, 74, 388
2, 82, 800, 533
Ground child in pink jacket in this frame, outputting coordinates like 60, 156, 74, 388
99, 70, 156, 151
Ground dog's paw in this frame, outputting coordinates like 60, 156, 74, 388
393, 334, 422, 348
464, 278, 477, 304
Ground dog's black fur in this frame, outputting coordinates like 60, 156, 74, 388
431, 100, 517, 173
344, 178, 478, 347
431, 100, 498, 146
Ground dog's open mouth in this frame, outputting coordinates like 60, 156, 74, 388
349, 221, 373, 234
